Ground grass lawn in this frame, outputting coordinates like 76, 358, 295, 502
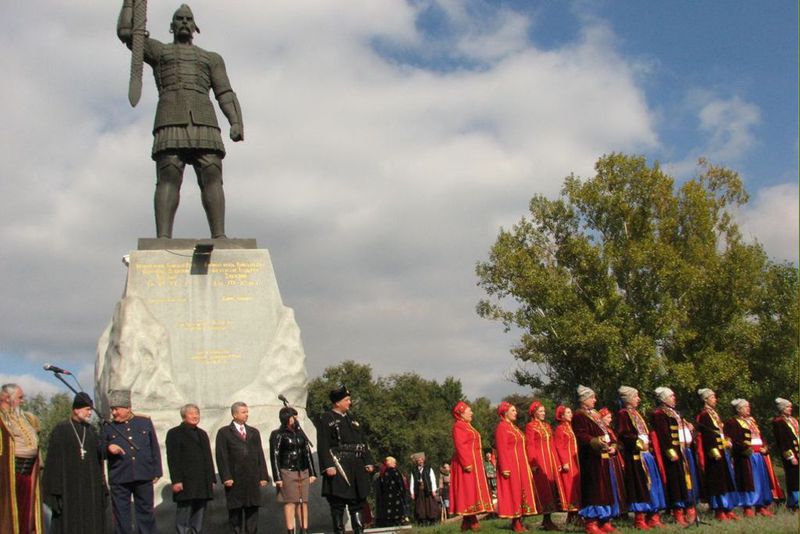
404, 508, 799, 534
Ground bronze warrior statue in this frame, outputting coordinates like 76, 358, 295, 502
117, 2, 244, 239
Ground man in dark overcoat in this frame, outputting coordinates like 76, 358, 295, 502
215, 401, 270, 534
572, 385, 618, 534
316, 385, 374, 534
694, 388, 738, 520
649, 387, 693, 526
42, 393, 107, 534
166, 404, 216, 533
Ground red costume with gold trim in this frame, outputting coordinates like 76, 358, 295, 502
525, 416, 567, 513
449, 402, 494, 517
553, 407, 580, 511
494, 404, 539, 518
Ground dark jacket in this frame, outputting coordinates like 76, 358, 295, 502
166, 422, 216, 502
102, 415, 162, 484
269, 426, 317, 482
215, 422, 269, 509
316, 410, 374, 501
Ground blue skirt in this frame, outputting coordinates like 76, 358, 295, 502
629, 452, 666, 513
708, 450, 738, 510
579, 462, 621, 520
733, 453, 773, 507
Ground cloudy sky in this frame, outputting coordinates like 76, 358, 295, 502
1, 0, 797, 402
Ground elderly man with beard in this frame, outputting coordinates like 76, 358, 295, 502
42, 393, 107, 534
0, 383, 43, 533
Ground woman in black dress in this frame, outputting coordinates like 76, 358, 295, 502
375, 456, 409, 527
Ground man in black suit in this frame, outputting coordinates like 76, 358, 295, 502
216, 401, 270, 533
166, 404, 216, 534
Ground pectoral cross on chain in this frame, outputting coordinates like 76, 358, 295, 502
80, 447, 86, 460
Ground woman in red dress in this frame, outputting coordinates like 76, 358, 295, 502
495, 401, 539, 532
553, 406, 580, 525
526, 401, 566, 531
450, 401, 494, 531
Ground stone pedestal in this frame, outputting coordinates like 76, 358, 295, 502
96, 240, 324, 532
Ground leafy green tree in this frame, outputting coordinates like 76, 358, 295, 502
25, 392, 73, 462
476, 154, 798, 420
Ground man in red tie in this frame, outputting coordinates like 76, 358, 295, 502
215, 401, 270, 533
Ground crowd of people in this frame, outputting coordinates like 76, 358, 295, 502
0, 381, 797, 534
449, 386, 798, 533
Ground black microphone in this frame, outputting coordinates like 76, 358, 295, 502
43, 364, 72, 375
278, 394, 289, 406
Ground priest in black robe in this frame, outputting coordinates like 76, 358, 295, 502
42, 392, 107, 534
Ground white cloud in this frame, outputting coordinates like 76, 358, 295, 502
0, 374, 62, 398
738, 183, 799, 264
0, 1, 658, 401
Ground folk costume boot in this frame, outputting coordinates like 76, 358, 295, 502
633, 512, 651, 530
714, 509, 729, 521
349, 510, 364, 534
541, 514, 561, 531
599, 520, 618, 533
646, 513, 664, 528
756, 506, 773, 517
583, 520, 604, 534
742, 507, 755, 518
331, 510, 346, 534
685, 506, 697, 523
469, 516, 482, 532
461, 517, 471, 532
725, 510, 739, 520
672, 509, 689, 527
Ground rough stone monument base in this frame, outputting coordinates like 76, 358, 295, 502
96, 239, 332, 532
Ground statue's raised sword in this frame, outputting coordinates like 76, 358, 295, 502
128, 0, 147, 107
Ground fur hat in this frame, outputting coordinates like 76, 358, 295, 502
697, 388, 714, 401
107, 390, 131, 408
577, 385, 595, 402
775, 398, 792, 411
655, 387, 674, 403
329, 385, 351, 404
731, 398, 749, 411
618, 386, 638, 402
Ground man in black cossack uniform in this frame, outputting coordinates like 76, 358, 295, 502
316, 386, 374, 534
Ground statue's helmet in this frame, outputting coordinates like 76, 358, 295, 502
171, 4, 200, 34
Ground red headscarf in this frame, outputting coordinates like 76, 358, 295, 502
452, 401, 469, 420
555, 405, 569, 421
528, 400, 543, 417
497, 401, 513, 418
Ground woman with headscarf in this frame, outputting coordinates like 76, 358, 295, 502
525, 401, 566, 531
572, 386, 620, 534
597, 407, 626, 520
553, 406, 580, 524
374, 456, 408, 527
725, 398, 781, 517
615, 386, 666, 529
772, 397, 799, 511
495, 401, 539, 532
450, 401, 494, 531
269, 405, 317, 534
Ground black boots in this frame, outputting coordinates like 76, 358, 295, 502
349, 510, 364, 534
331, 510, 346, 534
